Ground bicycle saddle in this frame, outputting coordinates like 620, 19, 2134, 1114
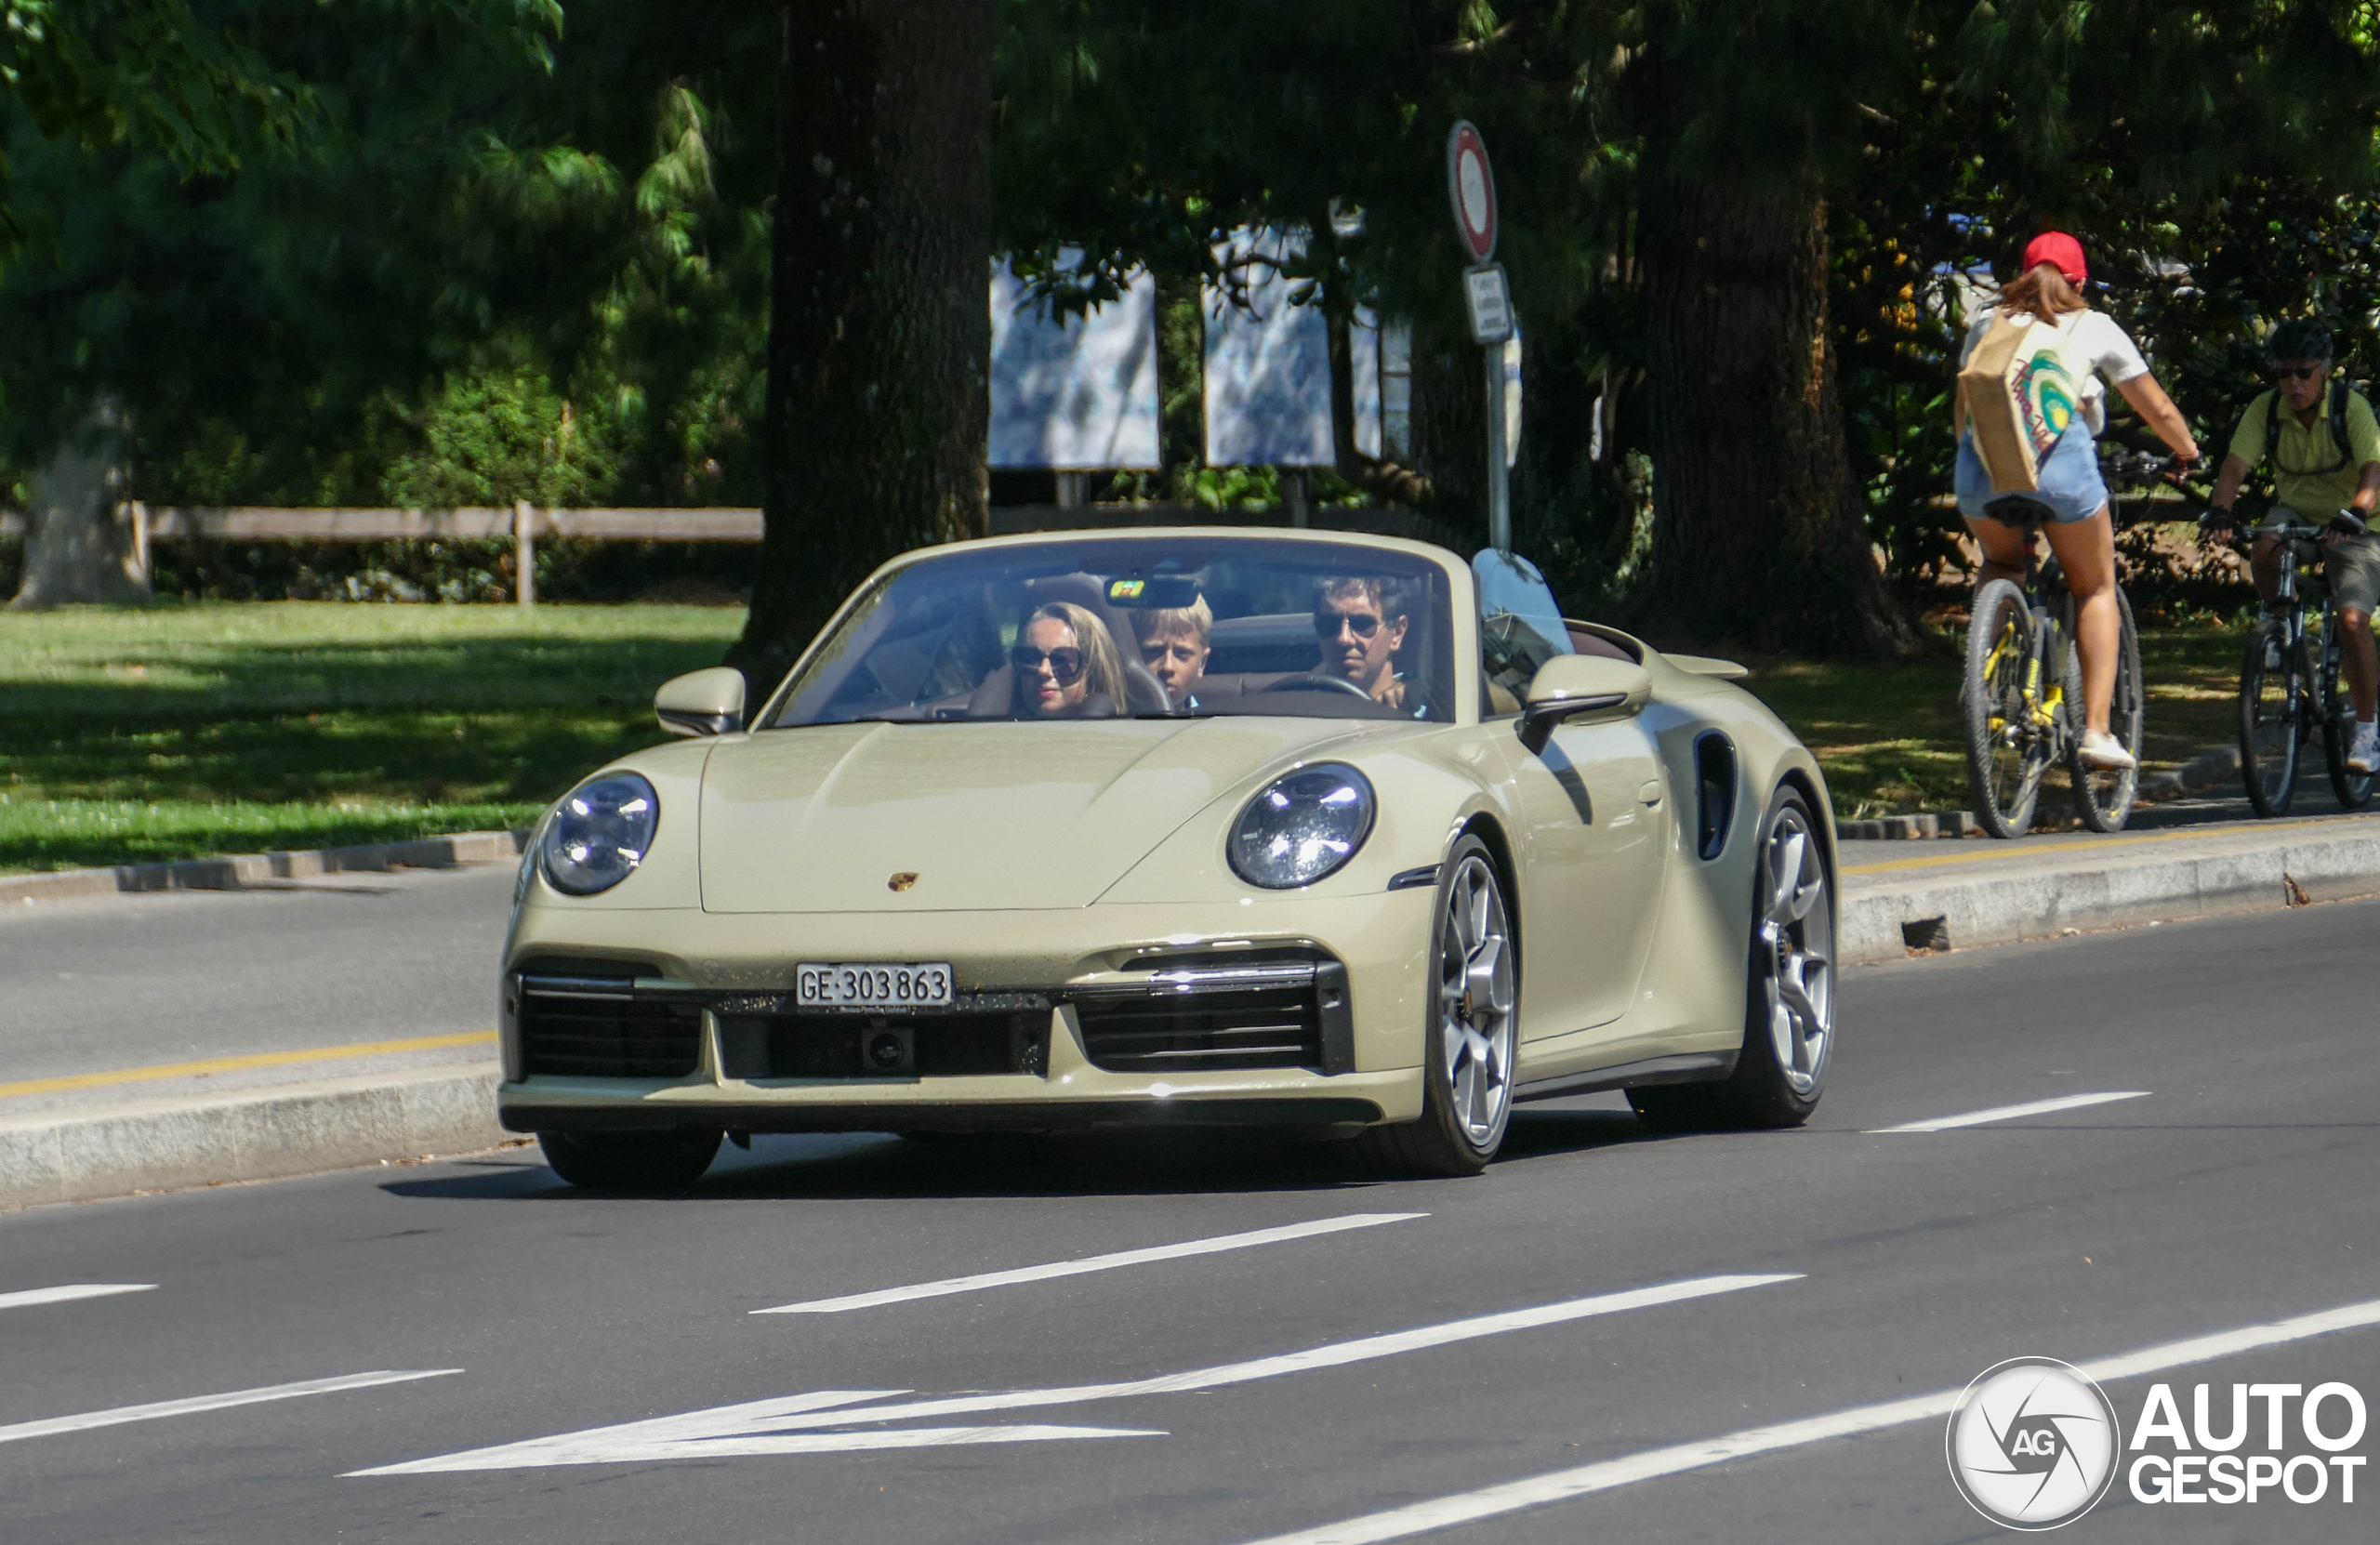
1982, 494, 2057, 529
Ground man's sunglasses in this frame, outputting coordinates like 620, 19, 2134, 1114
1011, 645, 1085, 684
2278, 364, 2328, 381
1315, 612, 1383, 640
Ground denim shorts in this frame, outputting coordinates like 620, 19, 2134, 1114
1956, 424, 2109, 525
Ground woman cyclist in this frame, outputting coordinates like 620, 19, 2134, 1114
1954, 231, 2200, 771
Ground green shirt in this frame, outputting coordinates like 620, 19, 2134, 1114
2228, 382, 2380, 513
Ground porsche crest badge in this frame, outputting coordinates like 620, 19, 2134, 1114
887, 872, 919, 892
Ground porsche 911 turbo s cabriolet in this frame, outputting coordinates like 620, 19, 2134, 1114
500, 530, 1837, 1188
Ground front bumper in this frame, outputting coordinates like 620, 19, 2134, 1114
496, 891, 1435, 1133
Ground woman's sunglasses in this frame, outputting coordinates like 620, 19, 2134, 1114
2278, 364, 2327, 381
1012, 645, 1085, 684
1315, 612, 1384, 640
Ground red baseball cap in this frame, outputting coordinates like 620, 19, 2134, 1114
2022, 231, 2087, 285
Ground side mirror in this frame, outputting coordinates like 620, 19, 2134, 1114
1517, 654, 1650, 752
655, 667, 747, 738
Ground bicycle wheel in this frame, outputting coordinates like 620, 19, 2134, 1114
2066, 587, 2143, 832
1964, 578, 2048, 839
2238, 619, 2300, 818
2319, 610, 2375, 809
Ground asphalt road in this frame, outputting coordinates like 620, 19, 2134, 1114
5, 895, 2376, 1542
0, 864, 511, 1111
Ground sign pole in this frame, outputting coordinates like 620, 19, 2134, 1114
1447, 121, 1514, 552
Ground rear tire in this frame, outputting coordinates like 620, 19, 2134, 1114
1964, 579, 2048, 839
2066, 588, 2142, 832
2320, 617, 2376, 810
2240, 619, 2302, 818
537, 1129, 721, 1194
1357, 836, 1515, 1179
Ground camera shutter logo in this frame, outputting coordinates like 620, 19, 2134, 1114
1947, 1357, 2121, 1529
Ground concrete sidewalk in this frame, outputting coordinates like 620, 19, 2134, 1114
1839, 809, 2380, 964
5, 811, 2377, 1210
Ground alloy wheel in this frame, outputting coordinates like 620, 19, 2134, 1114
1437, 854, 1515, 1147
1759, 808, 1833, 1096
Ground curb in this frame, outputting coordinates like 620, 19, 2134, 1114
0, 829, 529, 905
1841, 822, 2380, 965
0, 1063, 509, 1210
1834, 742, 2243, 841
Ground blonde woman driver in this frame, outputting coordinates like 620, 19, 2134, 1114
1011, 601, 1130, 718
1133, 596, 1211, 703
1953, 231, 2200, 771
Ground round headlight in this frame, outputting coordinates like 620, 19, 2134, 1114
1229, 764, 1375, 889
542, 773, 659, 896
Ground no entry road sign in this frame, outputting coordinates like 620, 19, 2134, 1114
1446, 122, 1497, 265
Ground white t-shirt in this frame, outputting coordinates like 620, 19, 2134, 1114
1959, 308, 2150, 435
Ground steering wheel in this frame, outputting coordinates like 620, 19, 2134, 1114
1258, 671, 1375, 700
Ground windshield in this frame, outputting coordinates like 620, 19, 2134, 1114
768, 537, 1456, 727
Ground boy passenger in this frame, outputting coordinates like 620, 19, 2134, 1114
1134, 596, 1211, 703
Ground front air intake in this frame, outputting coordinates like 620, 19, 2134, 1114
1069, 953, 1351, 1074
515, 970, 700, 1078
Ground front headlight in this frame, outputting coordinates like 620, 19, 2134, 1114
541, 773, 659, 896
1229, 763, 1375, 889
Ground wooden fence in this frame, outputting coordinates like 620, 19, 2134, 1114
0, 501, 1437, 604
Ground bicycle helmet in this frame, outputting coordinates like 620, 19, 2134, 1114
2268, 318, 2334, 363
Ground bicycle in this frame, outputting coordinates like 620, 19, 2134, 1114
1960, 485, 2145, 840
2210, 508, 2377, 817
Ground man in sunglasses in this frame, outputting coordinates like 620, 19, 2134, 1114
1314, 577, 1412, 709
2205, 319, 2380, 772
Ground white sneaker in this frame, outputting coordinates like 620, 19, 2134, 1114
2349, 720, 2379, 775
2078, 730, 2137, 771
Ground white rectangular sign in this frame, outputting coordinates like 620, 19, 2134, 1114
988, 255, 1160, 470
1202, 227, 1384, 468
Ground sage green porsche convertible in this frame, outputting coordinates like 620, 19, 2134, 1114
500, 529, 1837, 1189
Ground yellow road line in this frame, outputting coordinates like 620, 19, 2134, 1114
1843, 813, 2377, 877
0, 1031, 498, 1102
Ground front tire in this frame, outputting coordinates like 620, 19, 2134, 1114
1964, 578, 2048, 839
1357, 836, 1516, 1178
537, 1129, 721, 1194
1628, 786, 1835, 1132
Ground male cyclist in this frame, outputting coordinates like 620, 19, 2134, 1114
2203, 320, 2380, 773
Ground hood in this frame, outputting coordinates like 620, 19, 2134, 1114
697, 718, 1380, 912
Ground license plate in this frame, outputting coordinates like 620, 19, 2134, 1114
796, 962, 954, 1011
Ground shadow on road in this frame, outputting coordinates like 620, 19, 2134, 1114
381, 1106, 1661, 1204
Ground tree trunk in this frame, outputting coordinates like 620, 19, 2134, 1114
730, 0, 991, 686
1633, 175, 1918, 656
1408, 317, 1488, 552
8, 396, 150, 609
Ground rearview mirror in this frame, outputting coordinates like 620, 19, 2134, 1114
1517, 654, 1650, 752
655, 667, 747, 738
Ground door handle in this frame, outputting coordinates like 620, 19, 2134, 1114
1638, 780, 1664, 807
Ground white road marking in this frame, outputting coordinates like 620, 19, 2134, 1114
755, 1212, 1427, 1315
0, 1368, 462, 1446
0, 1284, 155, 1313
1240, 1293, 2380, 1545
1868, 1090, 2149, 1133
353, 1272, 1797, 1474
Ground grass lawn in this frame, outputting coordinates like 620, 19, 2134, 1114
0, 601, 2256, 872
0, 601, 745, 872
1738, 618, 2250, 819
